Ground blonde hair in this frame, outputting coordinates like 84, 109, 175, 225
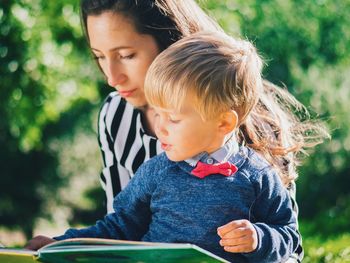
145, 31, 329, 185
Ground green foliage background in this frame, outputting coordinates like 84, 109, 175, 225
1, 0, 349, 261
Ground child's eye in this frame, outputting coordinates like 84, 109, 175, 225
169, 117, 180, 124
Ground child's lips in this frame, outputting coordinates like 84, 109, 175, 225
161, 143, 171, 151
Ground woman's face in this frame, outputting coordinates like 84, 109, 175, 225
87, 12, 161, 107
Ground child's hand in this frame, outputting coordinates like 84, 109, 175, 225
25, 235, 56, 251
217, 219, 258, 253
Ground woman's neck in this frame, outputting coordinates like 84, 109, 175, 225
138, 105, 157, 137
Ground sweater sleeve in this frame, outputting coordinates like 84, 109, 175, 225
54, 162, 154, 241
287, 181, 304, 262
243, 169, 300, 263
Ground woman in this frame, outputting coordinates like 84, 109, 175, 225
80, 0, 303, 261
81, 0, 222, 212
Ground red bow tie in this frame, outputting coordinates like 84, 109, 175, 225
191, 161, 238, 179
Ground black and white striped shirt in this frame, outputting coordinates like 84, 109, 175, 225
98, 92, 162, 213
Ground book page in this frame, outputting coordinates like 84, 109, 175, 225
0, 248, 37, 263
38, 238, 228, 263
41, 238, 168, 249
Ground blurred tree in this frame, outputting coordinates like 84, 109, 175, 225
0, 0, 104, 238
295, 63, 350, 225
1, 0, 350, 240
0, 0, 60, 239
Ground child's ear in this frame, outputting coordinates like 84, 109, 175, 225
218, 110, 238, 134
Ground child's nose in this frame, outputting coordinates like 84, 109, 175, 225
156, 119, 169, 137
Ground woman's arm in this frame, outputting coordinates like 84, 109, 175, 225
97, 92, 132, 212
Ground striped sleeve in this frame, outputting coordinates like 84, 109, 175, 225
97, 92, 161, 213
98, 93, 124, 213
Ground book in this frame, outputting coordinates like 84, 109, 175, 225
0, 238, 229, 263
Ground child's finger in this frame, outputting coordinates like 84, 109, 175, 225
223, 243, 255, 253
217, 219, 250, 237
219, 236, 248, 247
219, 226, 246, 239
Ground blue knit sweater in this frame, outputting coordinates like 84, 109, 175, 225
55, 145, 300, 262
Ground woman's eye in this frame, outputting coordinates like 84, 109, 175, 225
92, 55, 104, 61
120, 53, 135, 59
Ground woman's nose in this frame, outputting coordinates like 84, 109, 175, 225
105, 62, 127, 87
107, 74, 127, 87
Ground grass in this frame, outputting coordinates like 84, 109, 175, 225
303, 234, 350, 262
301, 217, 350, 263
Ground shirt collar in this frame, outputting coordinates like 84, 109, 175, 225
185, 139, 239, 167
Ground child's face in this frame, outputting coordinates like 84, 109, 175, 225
153, 99, 224, 162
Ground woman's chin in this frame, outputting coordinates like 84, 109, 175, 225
126, 97, 148, 108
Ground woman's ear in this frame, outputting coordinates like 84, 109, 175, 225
218, 110, 238, 135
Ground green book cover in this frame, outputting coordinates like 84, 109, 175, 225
0, 238, 229, 263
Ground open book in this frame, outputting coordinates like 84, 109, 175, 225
0, 238, 229, 263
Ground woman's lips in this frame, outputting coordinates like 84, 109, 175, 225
119, 89, 137, 98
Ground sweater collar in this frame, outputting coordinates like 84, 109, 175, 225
185, 139, 239, 167
178, 140, 247, 174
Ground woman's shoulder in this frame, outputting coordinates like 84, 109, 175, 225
98, 91, 137, 127
100, 91, 125, 113
98, 92, 138, 142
